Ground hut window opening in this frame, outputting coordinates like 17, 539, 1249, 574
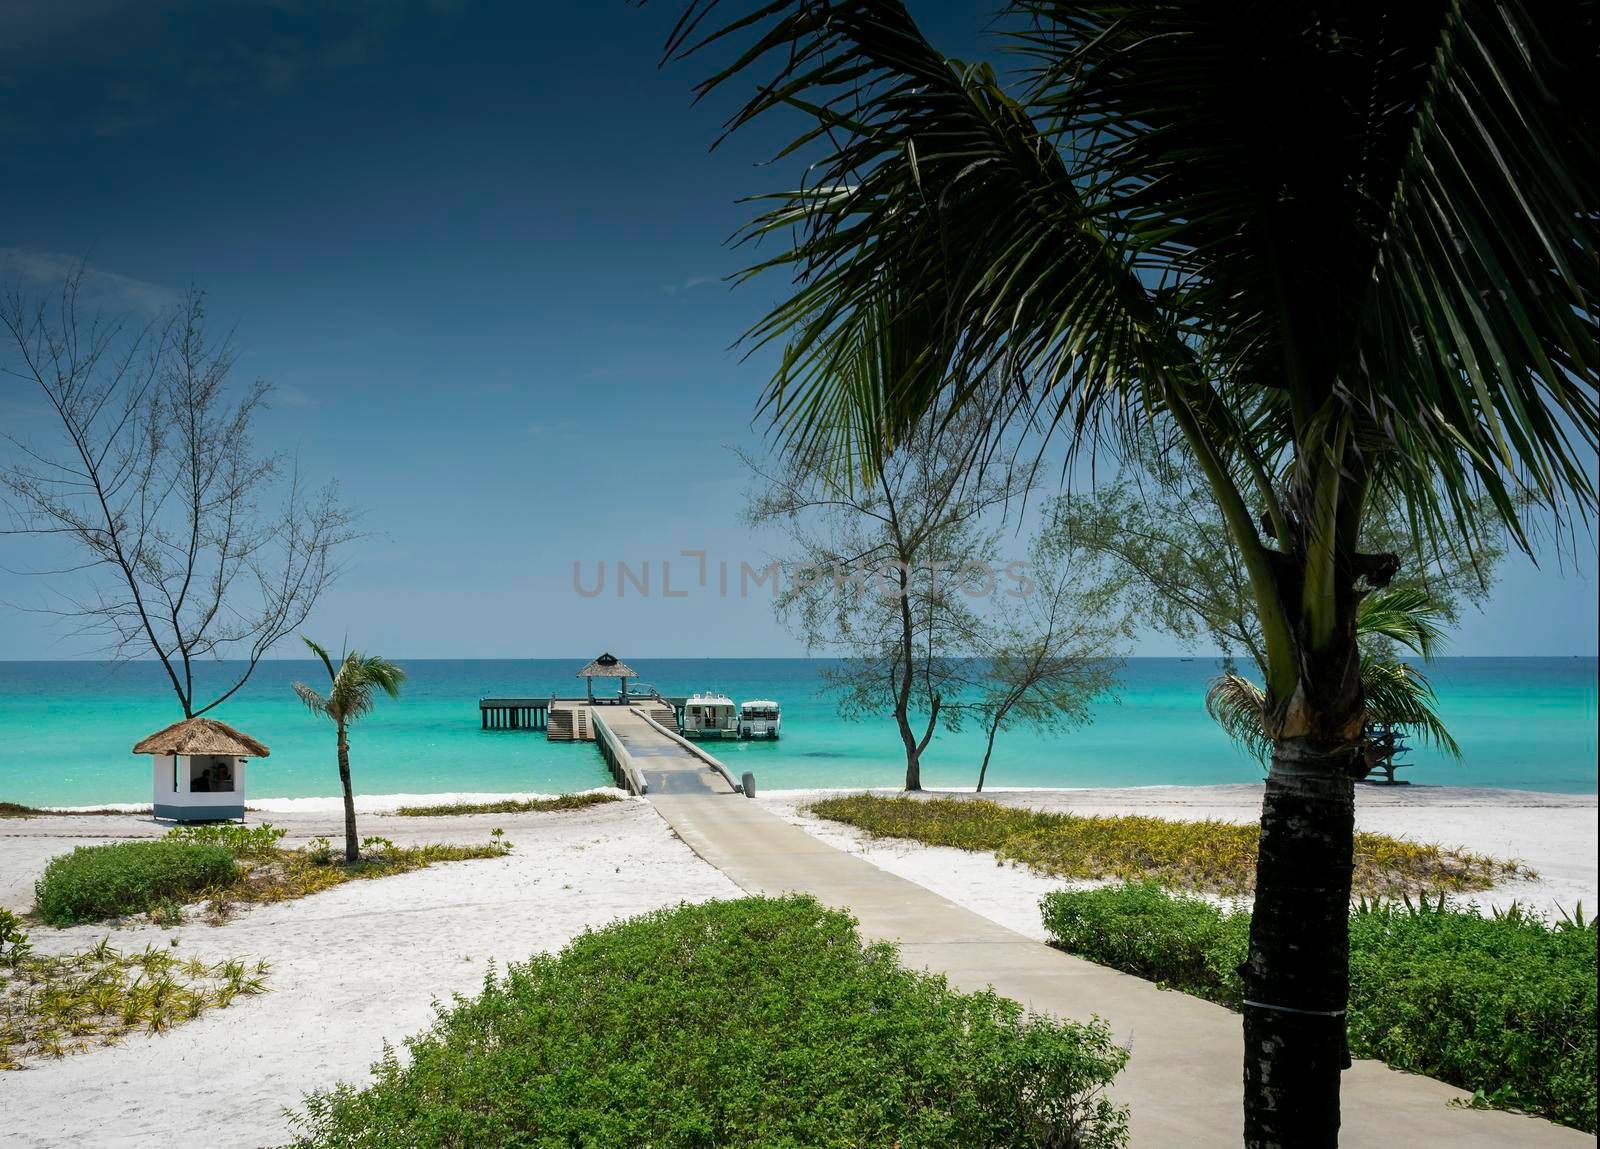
189, 756, 236, 793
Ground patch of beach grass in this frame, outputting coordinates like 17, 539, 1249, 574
806, 794, 1530, 898
0, 908, 268, 1070
200, 830, 513, 922
287, 895, 1129, 1148
0, 802, 153, 818
391, 792, 622, 817
167, 825, 515, 924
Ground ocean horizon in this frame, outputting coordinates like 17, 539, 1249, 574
0, 656, 1594, 806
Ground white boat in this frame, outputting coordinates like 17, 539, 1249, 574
738, 699, 781, 740
681, 692, 738, 739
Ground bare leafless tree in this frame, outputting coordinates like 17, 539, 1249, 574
1, 273, 357, 717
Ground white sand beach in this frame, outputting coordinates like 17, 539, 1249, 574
0, 794, 740, 1149
0, 783, 1594, 1147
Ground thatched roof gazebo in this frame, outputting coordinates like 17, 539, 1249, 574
132, 717, 271, 758
133, 716, 268, 823
576, 652, 637, 703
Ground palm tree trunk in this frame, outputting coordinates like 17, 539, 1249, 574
1243, 735, 1358, 1148
337, 721, 358, 863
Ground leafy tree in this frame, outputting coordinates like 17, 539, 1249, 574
1048, 455, 1503, 673
293, 639, 407, 863
963, 521, 1128, 791
667, 3, 1597, 1142
742, 393, 1033, 790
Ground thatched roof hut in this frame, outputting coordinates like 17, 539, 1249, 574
576, 653, 637, 679
132, 717, 271, 758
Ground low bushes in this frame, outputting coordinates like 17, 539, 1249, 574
33, 841, 239, 926
289, 895, 1130, 1148
810, 794, 1527, 897
31, 824, 513, 927
167, 821, 288, 856
393, 792, 621, 817
1041, 884, 1598, 1132
1347, 899, 1596, 1132
1040, 882, 1249, 1006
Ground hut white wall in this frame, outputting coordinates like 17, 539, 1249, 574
152, 755, 247, 820
152, 755, 179, 803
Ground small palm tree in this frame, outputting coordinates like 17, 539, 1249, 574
1208, 588, 1461, 765
293, 638, 406, 863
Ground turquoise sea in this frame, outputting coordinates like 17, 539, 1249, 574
0, 658, 1593, 806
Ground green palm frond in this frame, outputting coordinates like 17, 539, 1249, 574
1363, 659, 1461, 759
671, 0, 1192, 476
1016, 1, 1597, 548
302, 636, 337, 683
1357, 587, 1449, 660
1350, 2, 1599, 548
294, 637, 405, 725
675, 0, 1598, 552
357, 656, 407, 701
1205, 673, 1272, 765
1209, 584, 1463, 761
291, 680, 330, 719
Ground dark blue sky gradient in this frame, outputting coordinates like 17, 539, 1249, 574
0, 1, 1593, 658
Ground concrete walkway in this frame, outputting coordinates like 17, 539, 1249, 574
649, 793, 1593, 1149
600, 708, 738, 795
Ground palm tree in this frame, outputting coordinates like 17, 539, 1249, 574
293, 638, 407, 863
665, 3, 1597, 1143
1207, 587, 1461, 765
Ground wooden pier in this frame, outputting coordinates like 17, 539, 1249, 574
477, 654, 739, 795
479, 698, 550, 731
479, 695, 688, 736
589, 707, 742, 796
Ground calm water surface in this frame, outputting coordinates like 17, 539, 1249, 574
0, 658, 1593, 805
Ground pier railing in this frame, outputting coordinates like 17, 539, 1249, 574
591, 710, 647, 795
480, 694, 688, 730
478, 698, 550, 730
629, 706, 745, 795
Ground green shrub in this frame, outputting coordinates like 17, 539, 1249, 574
167, 821, 287, 856
1040, 883, 1248, 1007
811, 794, 1528, 897
0, 909, 31, 968
33, 841, 239, 926
1346, 899, 1596, 1132
1041, 885, 1597, 1132
290, 895, 1130, 1148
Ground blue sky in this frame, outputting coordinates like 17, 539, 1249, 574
1, 1, 1595, 660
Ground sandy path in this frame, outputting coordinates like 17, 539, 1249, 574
754, 784, 1599, 939
0, 795, 740, 1148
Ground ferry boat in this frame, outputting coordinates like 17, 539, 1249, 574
681, 692, 738, 740
738, 699, 781, 740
